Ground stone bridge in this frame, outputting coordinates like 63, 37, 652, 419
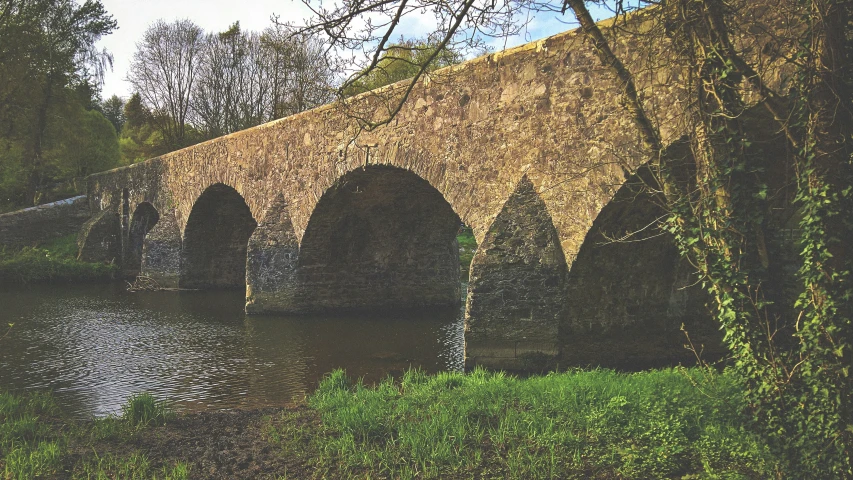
78, 6, 785, 370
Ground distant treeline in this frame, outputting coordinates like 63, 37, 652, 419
120, 20, 335, 163
0, 1, 334, 211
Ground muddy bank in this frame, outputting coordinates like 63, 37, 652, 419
63, 407, 314, 479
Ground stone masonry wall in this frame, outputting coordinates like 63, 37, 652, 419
250, 165, 462, 313
0, 196, 90, 247
80, 2, 791, 369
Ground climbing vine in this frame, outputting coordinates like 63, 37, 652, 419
786, 0, 853, 473
658, 0, 853, 475
570, 0, 852, 475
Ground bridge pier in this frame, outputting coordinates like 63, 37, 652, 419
125, 202, 160, 277
140, 209, 182, 288
464, 176, 569, 371
245, 196, 300, 313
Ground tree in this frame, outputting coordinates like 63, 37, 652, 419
127, 19, 204, 149
297, 0, 853, 475
40, 88, 119, 179
129, 19, 334, 144
99, 94, 125, 133
123, 92, 149, 129
117, 92, 168, 164
263, 28, 335, 117
342, 38, 464, 97
0, 0, 116, 206
192, 22, 335, 138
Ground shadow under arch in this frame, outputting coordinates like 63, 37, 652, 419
258, 164, 463, 313
126, 202, 160, 276
561, 157, 721, 370
181, 183, 257, 290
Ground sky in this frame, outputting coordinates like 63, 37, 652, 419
95, 0, 614, 100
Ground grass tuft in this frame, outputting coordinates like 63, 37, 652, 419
121, 393, 174, 427
76, 452, 190, 480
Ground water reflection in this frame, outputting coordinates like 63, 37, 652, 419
0, 284, 464, 418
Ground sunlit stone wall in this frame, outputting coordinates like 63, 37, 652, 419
80, 2, 789, 370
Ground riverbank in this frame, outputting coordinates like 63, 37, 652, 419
1, 367, 783, 479
0, 230, 475, 286
0, 234, 117, 285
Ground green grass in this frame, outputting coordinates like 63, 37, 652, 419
76, 452, 189, 480
1, 391, 62, 479
3, 368, 785, 478
0, 234, 117, 284
457, 226, 477, 282
122, 392, 174, 427
0, 390, 184, 479
266, 367, 781, 479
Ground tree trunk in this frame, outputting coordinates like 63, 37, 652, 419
25, 75, 54, 206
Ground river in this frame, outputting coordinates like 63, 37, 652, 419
0, 283, 464, 418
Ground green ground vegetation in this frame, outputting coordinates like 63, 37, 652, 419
0, 234, 117, 284
266, 367, 780, 478
457, 226, 477, 282
0, 390, 187, 479
1, 367, 784, 479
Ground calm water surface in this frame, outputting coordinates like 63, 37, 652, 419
0, 283, 464, 418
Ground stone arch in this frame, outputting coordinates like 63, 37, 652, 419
126, 202, 160, 276
181, 183, 258, 290
281, 164, 462, 313
464, 175, 569, 370
561, 166, 719, 370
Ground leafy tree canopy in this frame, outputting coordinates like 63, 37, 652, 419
343, 38, 464, 97
0, 0, 117, 208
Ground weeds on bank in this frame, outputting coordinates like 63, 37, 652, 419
267, 367, 780, 479
77, 452, 189, 480
0, 234, 117, 284
0, 390, 185, 479
122, 393, 174, 427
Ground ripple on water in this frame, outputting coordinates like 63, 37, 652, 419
0, 284, 464, 418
